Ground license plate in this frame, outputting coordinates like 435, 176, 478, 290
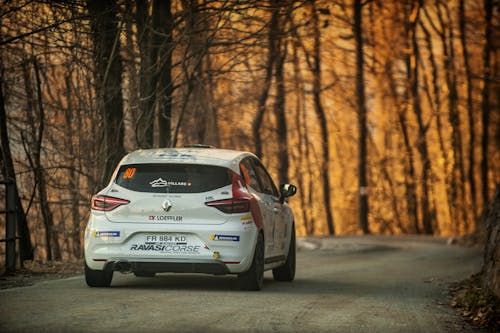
145, 234, 187, 244
127, 233, 208, 256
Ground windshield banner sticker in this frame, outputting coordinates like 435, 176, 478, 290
149, 178, 192, 187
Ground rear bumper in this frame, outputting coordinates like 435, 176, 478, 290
105, 258, 230, 275
84, 213, 258, 274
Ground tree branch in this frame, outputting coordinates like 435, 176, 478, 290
0, 15, 87, 46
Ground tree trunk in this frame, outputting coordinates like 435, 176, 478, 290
202, 51, 220, 147
408, 1, 433, 234
354, 0, 369, 234
87, 0, 126, 187
482, 184, 500, 298
124, 1, 140, 150
180, 0, 215, 145
64, 74, 81, 258
446, 2, 468, 231
481, 0, 493, 209
253, 1, 278, 159
0, 60, 34, 263
135, 0, 155, 148
22, 58, 61, 261
435, 1, 466, 232
400, 114, 420, 234
274, 6, 288, 185
388, 60, 419, 234
459, 0, 478, 222
420, 19, 453, 231
292, 39, 309, 233
152, 0, 173, 148
310, 1, 335, 235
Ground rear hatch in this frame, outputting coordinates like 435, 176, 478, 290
104, 163, 233, 225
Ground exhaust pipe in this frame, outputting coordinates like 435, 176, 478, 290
114, 261, 132, 273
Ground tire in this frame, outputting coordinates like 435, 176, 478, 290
134, 271, 155, 277
238, 233, 264, 291
85, 262, 113, 287
272, 224, 296, 282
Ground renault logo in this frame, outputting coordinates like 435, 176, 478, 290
162, 199, 172, 212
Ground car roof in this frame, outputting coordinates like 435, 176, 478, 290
119, 148, 256, 172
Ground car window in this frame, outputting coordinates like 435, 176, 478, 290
115, 164, 232, 193
253, 159, 279, 197
240, 158, 262, 192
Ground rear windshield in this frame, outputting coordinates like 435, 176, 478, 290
115, 164, 232, 193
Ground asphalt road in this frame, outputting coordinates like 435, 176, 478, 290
0, 236, 485, 333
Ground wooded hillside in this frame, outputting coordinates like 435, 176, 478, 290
0, 0, 499, 262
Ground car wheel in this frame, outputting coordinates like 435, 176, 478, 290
134, 271, 155, 277
238, 233, 264, 291
272, 224, 296, 282
84, 261, 113, 287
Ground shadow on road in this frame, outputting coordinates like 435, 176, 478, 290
108, 244, 402, 292
109, 275, 398, 297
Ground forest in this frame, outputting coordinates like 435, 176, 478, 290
0, 0, 498, 263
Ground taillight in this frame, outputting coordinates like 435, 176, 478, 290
205, 198, 250, 214
205, 170, 252, 214
91, 195, 130, 211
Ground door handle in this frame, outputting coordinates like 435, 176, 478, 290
273, 207, 279, 213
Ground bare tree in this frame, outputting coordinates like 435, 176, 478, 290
87, 0, 126, 187
408, 1, 433, 234
420, 18, 453, 230
179, 0, 220, 146
253, 2, 279, 160
153, 0, 174, 147
21, 58, 61, 260
310, 0, 335, 235
0, 58, 34, 263
135, 0, 155, 148
354, 0, 369, 234
459, 0, 477, 221
274, 0, 289, 185
481, 0, 493, 208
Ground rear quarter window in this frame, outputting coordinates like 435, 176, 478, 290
115, 164, 232, 193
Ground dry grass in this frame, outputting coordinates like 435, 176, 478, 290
450, 273, 500, 331
0, 259, 83, 289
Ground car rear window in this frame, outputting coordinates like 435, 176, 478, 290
115, 164, 232, 193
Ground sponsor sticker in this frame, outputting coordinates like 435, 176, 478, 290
149, 215, 183, 221
210, 234, 240, 242
130, 244, 201, 254
240, 214, 253, 227
94, 231, 120, 238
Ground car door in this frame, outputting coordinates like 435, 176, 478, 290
251, 159, 283, 259
240, 158, 275, 257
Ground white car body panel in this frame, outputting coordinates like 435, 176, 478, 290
84, 148, 294, 277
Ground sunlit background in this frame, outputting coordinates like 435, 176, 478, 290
0, 0, 499, 262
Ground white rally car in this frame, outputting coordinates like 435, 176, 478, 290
84, 147, 297, 290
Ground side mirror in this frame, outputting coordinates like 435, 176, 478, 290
279, 183, 297, 203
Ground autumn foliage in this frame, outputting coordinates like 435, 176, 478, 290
0, 0, 499, 262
